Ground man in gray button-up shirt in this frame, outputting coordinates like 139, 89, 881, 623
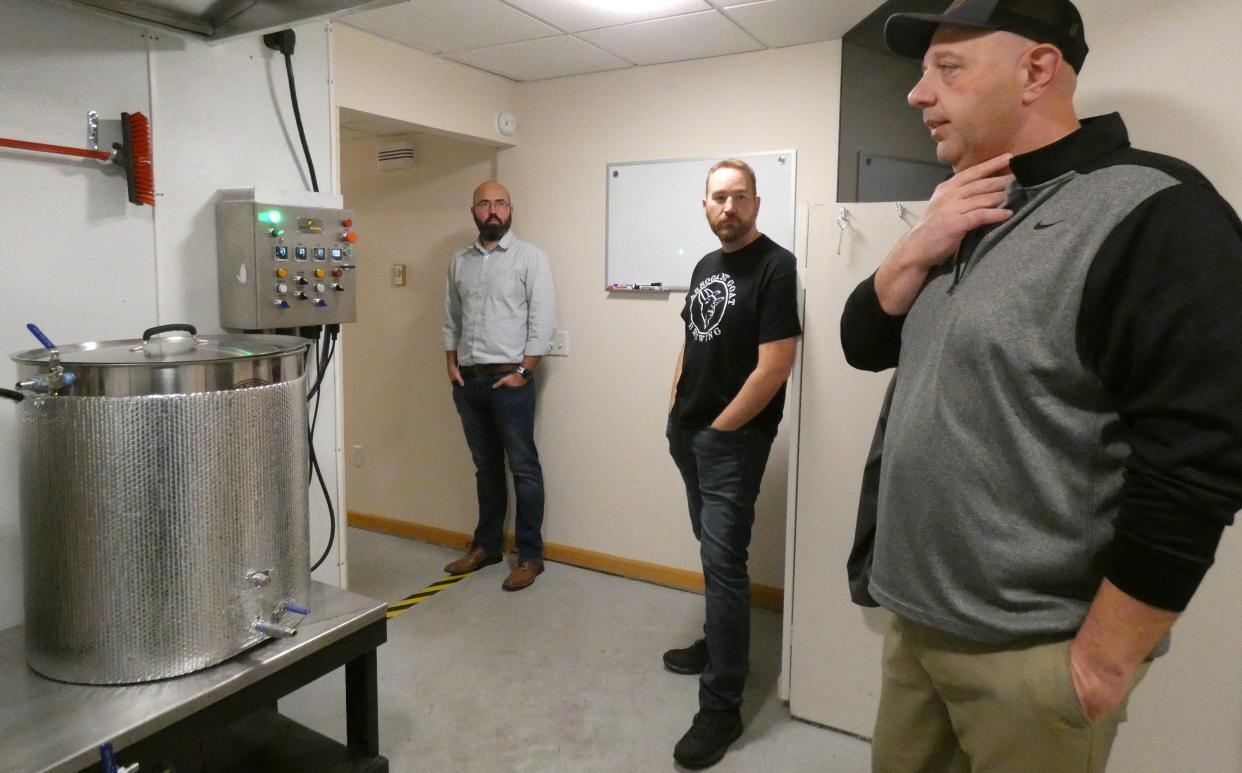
441, 180, 556, 592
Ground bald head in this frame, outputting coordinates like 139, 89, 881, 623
473, 180, 510, 206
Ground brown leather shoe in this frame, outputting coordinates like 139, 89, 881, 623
501, 559, 544, 591
443, 545, 503, 574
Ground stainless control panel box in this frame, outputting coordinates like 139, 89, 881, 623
217, 193, 358, 329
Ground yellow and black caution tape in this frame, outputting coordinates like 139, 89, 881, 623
386, 573, 470, 619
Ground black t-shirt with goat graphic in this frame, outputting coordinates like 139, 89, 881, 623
673, 233, 802, 435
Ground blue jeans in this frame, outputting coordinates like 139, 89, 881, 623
451, 374, 544, 561
667, 419, 775, 711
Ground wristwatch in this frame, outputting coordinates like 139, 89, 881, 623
514, 365, 532, 381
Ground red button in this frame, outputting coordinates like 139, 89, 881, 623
332, 269, 344, 278
342, 218, 353, 228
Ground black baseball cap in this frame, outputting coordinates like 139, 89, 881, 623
885, 0, 1089, 72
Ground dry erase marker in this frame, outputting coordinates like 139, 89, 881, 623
608, 283, 636, 290
637, 283, 665, 291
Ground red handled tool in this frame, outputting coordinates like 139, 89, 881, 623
0, 111, 155, 206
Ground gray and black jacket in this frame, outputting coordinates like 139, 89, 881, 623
840, 113, 1242, 644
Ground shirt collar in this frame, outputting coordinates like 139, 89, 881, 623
1010, 113, 1130, 188
473, 229, 517, 255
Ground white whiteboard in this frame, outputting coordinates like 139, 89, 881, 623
606, 151, 797, 290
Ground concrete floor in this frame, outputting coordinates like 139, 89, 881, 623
281, 527, 871, 772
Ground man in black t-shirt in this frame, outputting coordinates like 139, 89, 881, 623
663, 159, 802, 769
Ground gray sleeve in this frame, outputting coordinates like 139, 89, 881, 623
442, 256, 462, 352
524, 247, 556, 356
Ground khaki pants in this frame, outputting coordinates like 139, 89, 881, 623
872, 616, 1149, 773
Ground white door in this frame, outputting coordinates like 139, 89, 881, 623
785, 201, 925, 736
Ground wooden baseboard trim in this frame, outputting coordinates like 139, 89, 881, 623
347, 510, 784, 611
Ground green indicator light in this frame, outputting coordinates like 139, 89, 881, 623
258, 209, 284, 224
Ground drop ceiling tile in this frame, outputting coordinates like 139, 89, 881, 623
450, 35, 632, 81
344, 0, 557, 54
724, 0, 877, 47
579, 11, 763, 66
503, 0, 712, 32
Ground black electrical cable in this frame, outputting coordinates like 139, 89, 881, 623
0, 387, 24, 402
264, 30, 319, 194
307, 325, 340, 572
309, 439, 336, 572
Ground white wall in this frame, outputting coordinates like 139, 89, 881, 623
0, 0, 345, 629
339, 132, 497, 526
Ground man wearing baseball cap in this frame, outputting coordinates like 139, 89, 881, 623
840, 0, 1242, 770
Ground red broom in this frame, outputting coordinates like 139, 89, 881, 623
0, 111, 155, 206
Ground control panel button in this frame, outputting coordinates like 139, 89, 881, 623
312, 268, 325, 279
341, 232, 358, 243
276, 283, 288, 294
313, 247, 326, 260
342, 217, 353, 228
275, 267, 288, 279
332, 268, 344, 278
314, 283, 326, 293
330, 248, 343, 261
294, 247, 308, 260
343, 246, 354, 258
274, 246, 289, 259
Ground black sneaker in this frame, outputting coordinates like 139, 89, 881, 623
673, 708, 743, 769
663, 638, 709, 675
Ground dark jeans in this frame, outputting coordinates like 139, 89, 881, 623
666, 418, 774, 712
451, 373, 544, 561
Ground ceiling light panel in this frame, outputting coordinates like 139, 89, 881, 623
724, 0, 877, 47
450, 35, 632, 81
345, 0, 557, 54
580, 10, 763, 67
503, 0, 711, 33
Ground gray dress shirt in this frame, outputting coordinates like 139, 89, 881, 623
442, 230, 556, 365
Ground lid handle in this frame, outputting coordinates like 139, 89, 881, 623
143, 323, 198, 340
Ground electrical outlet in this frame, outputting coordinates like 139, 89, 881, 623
352, 445, 364, 467
549, 330, 569, 357
392, 264, 407, 286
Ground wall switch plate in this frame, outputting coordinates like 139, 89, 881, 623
392, 264, 406, 286
549, 329, 568, 356
351, 445, 364, 467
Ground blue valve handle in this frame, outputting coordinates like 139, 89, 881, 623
283, 604, 310, 616
98, 742, 119, 773
26, 323, 56, 351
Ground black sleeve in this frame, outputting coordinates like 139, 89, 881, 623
757, 254, 803, 343
840, 273, 905, 371
1078, 182, 1242, 612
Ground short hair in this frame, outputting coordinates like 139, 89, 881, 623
705, 159, 757, 196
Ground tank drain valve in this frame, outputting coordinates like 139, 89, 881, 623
254, 619, 298, 638
19, 324, 77, 394
99, 742, 140, 772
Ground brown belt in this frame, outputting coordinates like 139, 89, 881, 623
459, 363, 518, 379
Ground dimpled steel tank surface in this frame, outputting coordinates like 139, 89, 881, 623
11, 329, 311, 684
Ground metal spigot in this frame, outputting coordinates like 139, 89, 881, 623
19, 324, 77, 394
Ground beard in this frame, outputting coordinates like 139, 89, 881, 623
709, 213, 755, 243
474, 212, 512, 243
